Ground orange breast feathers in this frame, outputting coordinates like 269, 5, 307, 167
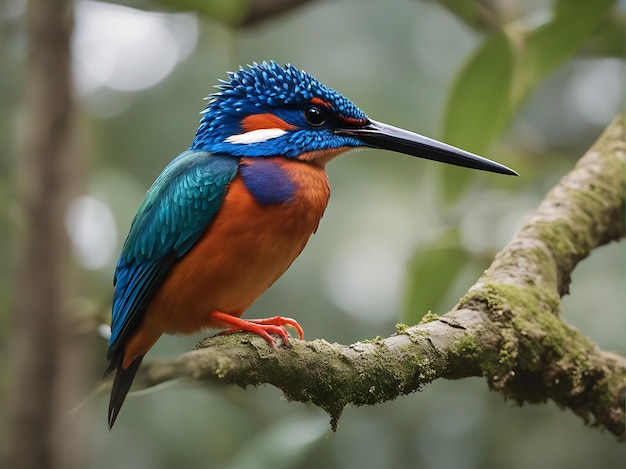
122, 158, 330, 365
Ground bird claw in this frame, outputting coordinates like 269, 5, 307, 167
211, 312, 304, 347
245, 316, 305, 341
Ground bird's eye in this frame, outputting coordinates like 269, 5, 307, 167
304, 107, 326, 127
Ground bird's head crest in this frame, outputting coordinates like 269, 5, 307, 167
191, 61, 369, 162
210, 61, 366, 119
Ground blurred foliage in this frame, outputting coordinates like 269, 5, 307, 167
153, 0, 249, 24
102, 0, 315, 26
2, 0, 625, 468
404, 227, 467, 324
439, 30, 514, 201
444, 0, 617, 153
441, 0, 618, 198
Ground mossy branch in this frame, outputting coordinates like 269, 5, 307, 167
135, 114, 626, 439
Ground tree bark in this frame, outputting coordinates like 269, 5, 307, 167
9, 0, 76, 468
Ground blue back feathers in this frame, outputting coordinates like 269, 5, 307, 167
109, 152, 238, 357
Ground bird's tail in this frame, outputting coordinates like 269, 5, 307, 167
103, 352, 144, 430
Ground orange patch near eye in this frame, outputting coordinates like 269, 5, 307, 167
241, 113, 297, 132
310, 97, 332, 108
340, 116, 368, 126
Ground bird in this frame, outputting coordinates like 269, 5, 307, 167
104, 61, 517, 429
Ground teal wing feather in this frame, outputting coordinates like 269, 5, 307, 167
108, 151, 239, 360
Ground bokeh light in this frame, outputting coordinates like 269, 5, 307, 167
567, 58, 625, 126
73, 1, 199, 95
325, 235, 404, 323
66, 195, 117, 270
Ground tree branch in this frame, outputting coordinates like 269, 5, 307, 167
134, 114, 626, 439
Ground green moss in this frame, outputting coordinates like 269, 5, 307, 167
536, 222, 580, 260
460, 281, 602, 401
460, 285, 506, 311
484, 291, 506, 311
497, 331, 518, 368
568, 347, 592, 388
444, 333, 489, 379
361, 335, 385, 345
418, 357, 438, 381
419, 311, 440, 325
484, 282, 560, 318
455, 334, 479, 360
395, 323, 410, 333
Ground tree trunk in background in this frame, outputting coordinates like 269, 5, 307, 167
9, 0, 80, 468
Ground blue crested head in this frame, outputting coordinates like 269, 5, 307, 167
190, 61, 518, 175
190, 61, 370, 161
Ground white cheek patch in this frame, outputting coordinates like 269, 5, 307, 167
224, 128, 287, 145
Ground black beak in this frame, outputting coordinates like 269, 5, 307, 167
336, 119, 518, 176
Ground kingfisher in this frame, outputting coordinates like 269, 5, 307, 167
104, 61, 516, 428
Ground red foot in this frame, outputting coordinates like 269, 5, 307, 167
210, 311, 304, 347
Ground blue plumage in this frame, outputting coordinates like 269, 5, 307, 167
210, 61, 366, 118
240, 159, 297, 205
191, 61, 369, 157
108, 152, 239, 358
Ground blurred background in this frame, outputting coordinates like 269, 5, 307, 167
1, 0, 625, 468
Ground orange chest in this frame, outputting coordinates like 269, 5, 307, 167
145, 157, 331, 331
237, 157, 331, 233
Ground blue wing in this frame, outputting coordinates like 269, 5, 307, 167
108, 151, 239, 359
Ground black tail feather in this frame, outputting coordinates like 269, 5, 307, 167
106, 353, 144, 430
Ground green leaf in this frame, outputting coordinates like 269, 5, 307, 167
440, 0, 616, 202
521, 0, 618, 102
440, 31, 514, 202
403, 228, 468, 325
581, 16, 626, 58
444, 0, 617, 152
443, 31, 514, 156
